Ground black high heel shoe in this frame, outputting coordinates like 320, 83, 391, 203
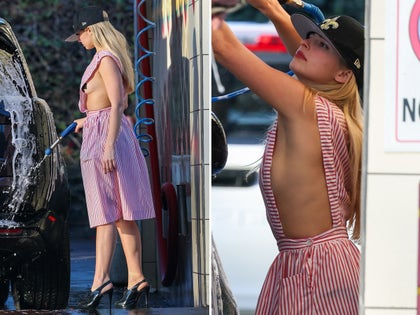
115, 279, 150, 309
77, 280, 114, 310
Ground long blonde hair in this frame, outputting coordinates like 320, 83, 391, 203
89, 17, 134, 94
304, 75, 363, 241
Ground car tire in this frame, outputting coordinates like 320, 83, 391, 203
11, 229, 70, 310
0, 279, 9, 306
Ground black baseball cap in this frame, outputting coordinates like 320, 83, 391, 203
65, 6, 108, 42
291, 13, 364, 89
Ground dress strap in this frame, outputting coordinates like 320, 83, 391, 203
78, 51, 123, 113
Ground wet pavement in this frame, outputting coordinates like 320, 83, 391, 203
2, 228, 209, 315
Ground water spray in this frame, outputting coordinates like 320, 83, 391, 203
28, 121, 77, 178
44, 122, 77, 157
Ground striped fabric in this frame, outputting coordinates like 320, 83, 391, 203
78, 50, 155, 228
78, 50, 123, 113
255, 96, 360, 315
80, 108, 155, 228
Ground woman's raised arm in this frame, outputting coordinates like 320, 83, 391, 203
212, 15, 306, 119
247, 0, 302, 55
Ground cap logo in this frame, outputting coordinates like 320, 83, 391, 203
82, 22, 87, 26
320, 17, 340, 31
354, 58, 361, 69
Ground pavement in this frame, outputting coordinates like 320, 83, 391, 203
1, 227, 209, 315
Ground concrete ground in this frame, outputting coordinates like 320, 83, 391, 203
2, 227, 209, 315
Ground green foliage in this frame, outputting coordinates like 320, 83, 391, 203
1, 0, 134, 130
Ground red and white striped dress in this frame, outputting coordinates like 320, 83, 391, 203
79, 51, 155, 228
255, 96, 360, 315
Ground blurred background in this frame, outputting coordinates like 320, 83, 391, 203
211, 1, 365, 313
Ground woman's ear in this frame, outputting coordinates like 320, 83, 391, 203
335, 69, 353, 84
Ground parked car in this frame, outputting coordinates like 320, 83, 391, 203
212, 20, 290, 186
0, 18, 70, 310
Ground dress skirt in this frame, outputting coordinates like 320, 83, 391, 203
80, 107, 155, 228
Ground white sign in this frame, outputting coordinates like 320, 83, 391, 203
385, 0, 420, 151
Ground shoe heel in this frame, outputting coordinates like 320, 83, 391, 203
108, 288, 114, 310
77, 280, 113, 310
144, 288, 150, 308
115, 279, 150, 309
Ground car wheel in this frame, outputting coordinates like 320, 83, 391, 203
0, 279, 9, 306
11, 229, 70, 310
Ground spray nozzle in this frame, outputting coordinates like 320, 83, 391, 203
44, 122, 77, 156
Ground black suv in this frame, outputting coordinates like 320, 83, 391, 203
0, 18, 70, 310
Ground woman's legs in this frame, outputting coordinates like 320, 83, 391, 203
92, 223, 116, 292
116, 219, 148, 289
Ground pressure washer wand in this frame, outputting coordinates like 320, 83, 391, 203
44, 122, 77, 156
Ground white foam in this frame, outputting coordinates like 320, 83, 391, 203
0, 50, 36, 219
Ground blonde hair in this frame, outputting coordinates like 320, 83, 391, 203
304, 75, 363, 241
88, 17, 134, 94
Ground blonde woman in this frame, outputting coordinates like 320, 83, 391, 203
212, 0, 363, 313
65, 6, 155, 310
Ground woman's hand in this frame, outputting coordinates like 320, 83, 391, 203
212, 0, 245, 23
212, 0, 239, 7
248, 0, 301, 55
102, 144, 116, 174
212, 14, 225, 30
247, 0, 283, 18
74, 117, 86, 133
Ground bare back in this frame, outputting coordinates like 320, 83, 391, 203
212, 20, 340, 238
270, 108, 332, 239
